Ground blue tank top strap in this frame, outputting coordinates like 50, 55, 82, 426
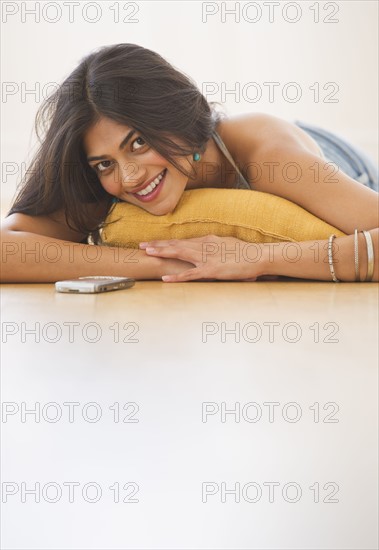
212, 130, 250, 189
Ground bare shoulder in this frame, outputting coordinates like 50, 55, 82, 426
216, 114, 379, 233
217, 112, 324, 161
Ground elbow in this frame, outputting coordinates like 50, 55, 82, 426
0, 230, 21, 283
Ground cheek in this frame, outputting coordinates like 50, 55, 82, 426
149, 151, 178, 173
97, 172, 120, 195
149, 150, 166, 163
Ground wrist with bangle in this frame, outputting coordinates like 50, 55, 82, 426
328, 229, 375, 283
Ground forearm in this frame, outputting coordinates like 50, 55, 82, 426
261, 228, 379, 282
0, 231, 194, 283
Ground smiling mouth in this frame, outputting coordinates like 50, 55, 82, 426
133, 169, 166, 195
130, 169, 167, 202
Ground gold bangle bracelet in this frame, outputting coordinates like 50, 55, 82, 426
362, 230, 374, 282
354, 229, 360, 282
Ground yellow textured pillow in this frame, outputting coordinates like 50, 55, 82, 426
99, 188, 346, 247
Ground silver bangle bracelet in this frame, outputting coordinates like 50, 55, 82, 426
328, 234, 340, 282
354, 229, 360, 282
362, 230, 374, 282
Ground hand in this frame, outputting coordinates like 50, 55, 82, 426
139, 235, 274, 282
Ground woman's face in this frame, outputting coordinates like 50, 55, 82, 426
84, 116, 193, 215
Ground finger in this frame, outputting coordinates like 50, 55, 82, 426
144, 245, 201, 264
139, 236, 218, 248
162, 267, 205, 282
139, 239, 177, 248
140, 238, 201, 248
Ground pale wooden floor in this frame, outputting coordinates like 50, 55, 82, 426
1, 280, 378, 549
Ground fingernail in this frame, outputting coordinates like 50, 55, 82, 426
139, 242, 149, 248
145, 247, 156, 253
162, 275, 172, 281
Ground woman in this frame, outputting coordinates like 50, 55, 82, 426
2, 43, 378, 283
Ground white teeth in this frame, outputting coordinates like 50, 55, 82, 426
136, 170, 165, 196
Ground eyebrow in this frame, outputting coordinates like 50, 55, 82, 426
87, 129, 136, 162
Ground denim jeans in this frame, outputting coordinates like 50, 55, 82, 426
294, 120, 379, 192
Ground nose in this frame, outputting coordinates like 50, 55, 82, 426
120, 162, 147, 192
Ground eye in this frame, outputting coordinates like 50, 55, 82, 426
93, 160, 114, 174
131, 136, 147, 151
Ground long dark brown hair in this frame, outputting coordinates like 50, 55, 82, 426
7, 43, 223, 243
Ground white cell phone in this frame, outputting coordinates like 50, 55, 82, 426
55, 276, 135, 294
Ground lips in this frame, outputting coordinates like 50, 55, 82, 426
131, 169, 167, 203
130, 169, 166, 195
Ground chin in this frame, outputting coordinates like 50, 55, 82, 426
148, 205, 175, 216
146, 199, 179, 216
